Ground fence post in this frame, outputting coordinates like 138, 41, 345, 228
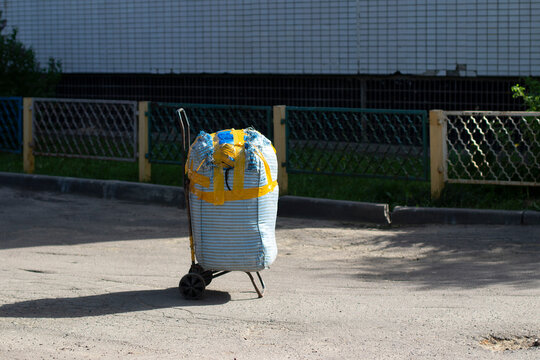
138, 101, 151, 182
273, 105, 288, 195
22, 98, 34, 174
429, 110, 446, 199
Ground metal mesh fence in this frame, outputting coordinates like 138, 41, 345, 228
6, 1, 537, 111
148, 103, 273, 164
32, 98, 138, 161
445, 111, 540, 186
5, 1, 539, 76
0, 97, 23, 154
56, 74, 526, 111
286, 107, 429, 181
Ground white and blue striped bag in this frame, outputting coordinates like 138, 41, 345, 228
186, 128, 278, 272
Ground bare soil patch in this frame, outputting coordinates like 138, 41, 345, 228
480, 335, 540, 352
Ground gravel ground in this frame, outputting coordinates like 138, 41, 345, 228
0, 187, 539, 359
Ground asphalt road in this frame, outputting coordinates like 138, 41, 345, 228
0, 186, 539, 359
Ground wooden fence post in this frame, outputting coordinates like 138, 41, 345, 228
138, 101, 151, 182
23, 98, 34, 174
273, 105, 288, 195
429, 110, 446, 199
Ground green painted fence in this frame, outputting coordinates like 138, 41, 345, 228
0, 97, 23, 154
147, 102, 273, 165
285, 107, 429, 181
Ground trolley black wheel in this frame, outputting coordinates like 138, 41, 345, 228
188, 264, 213, 286
179, 273, 206, 299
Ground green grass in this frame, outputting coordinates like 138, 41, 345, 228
1, 153, 23, 173
1, 152, 539, 211
288, 173, 540, 211
288, 147, 426, 181
0, 153, 184, 187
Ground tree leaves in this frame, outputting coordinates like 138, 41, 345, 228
0, 11, 62, 97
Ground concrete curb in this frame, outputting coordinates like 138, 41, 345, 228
278, 195, 391, 225
523, 210, 540, 225
1, 172, 539, 226
0, 172, 185, 208
391, 206, 525, 225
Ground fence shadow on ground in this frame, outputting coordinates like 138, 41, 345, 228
2, 187, 539, 291
341, 225, 540, 290
0, 187, 189, 250
0, 288, 230, 318
0, 187, 360, 250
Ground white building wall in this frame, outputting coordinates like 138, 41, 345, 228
358, 0, 540, 76
3, 0, 539, 76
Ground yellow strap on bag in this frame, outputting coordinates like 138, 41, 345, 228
213, 166, 225, 205
233, 130, 245, 147
186, 157, 211, 188
191, 182, 277, 204
232, 150, 245, 191
190, 147, 277, 205
231, 130, 246, 190
212, 129, 245, 168
187, 168, 211, 188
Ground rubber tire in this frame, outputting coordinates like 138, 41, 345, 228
179, 273, 206, 299
188, 264, 213, 286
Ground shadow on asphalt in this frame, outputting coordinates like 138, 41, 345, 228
0, 288, 231, 318
2, 188, 539, 290
344, 225, 540, 290
0, 188, 364, 250
0, 188, 189, 250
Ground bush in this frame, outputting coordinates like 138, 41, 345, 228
0, 10, 61, 97
512, 78, 540, 111
511, 78, 540, 183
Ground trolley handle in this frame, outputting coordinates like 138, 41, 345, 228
177, 108, 195, 265
176, 108, 191, 151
